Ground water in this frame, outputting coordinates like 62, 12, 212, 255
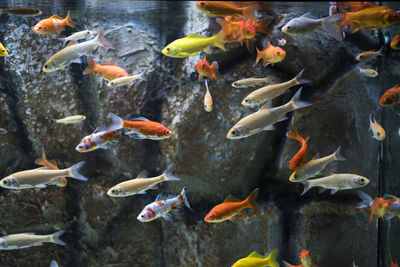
0, 1, 399, 266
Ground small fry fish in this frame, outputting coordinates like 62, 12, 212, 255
379, 83, 400, 106
0, 128, 7, 134
35, 147, 67, 187
255, 42, 286, 67
107, 164, 180, 197
107, 72, 146, 87
75, 127, 120, 152
137, 187, 191, 222
391, 32, 400, 50
242, 69, 311, 106
195, 56, 220, 81
232, 76, 275, 88
162, 32, 226, 58
0, 7, 42, 16
0, 230, 65, 250
356, 47, 382, 62
196, 1, 257, 20
50, 260, 59, 267
61, 30, 96, 45
0, 42, 8, 56
204, 188, 260, 223
33, 11, 74, 35
84, 57, 129, 81
289, 146, 345, 182
359, 68, 378, 77
287, 123, 309, 170
369, 113, 385, 140
106, 113, 173, 140
232, 249, 279, 267
283, 249, 315, 267
204, 80, 213, 112
54, 115, 86, 124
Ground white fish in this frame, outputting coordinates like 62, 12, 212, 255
300, 173, 370, 195
204, 80, 213, 112
277, 38, 287, 46
232, 77, 275, 88
359, 68, 378, 78
0, 230, 65, 250
356, 47, 382, 62
54, 115, 86, 124
227, 88, 312, 139
50, 260, 59, 267
369, 113, 385, 140
60, 30, 96, 45
107, 72, 146, 87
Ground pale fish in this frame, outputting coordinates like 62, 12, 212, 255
54, 115, 86, 124
0, 230, 65, 250
231, 76, 275, 88
356, 47, 382, 62
107, 164, 180, 197
369, 113, 385, 140
75, 127, 120, 152
242, 69, 311, 106
0, 161, 88, 189
227, 88, 312, 139
60, 30, 96, 45
289, 146, 345, 182
107, 72, 146, 88
50, 260, 59, 267
359, 68, 378, 77
204, 80, 213, 112
300, 173, 370, 195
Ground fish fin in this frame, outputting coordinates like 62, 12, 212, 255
254, 46, 262, 67
132, 116, 149, 121
295, 69, 312, 85
155, 193, 165, 201
202, 46, 212, 54
282, 260, 293, 267
287, 124, 302, 142
318, 187, 326, 194
245, 188, 261, 212
35, 147, 48, 166
138, 190, 147, 194
334, 145, 346, 161
64, 11, 74, 28
50, 230, 66, 246
68, 161, 88, 181
248, 251, 264, 258
321, 14, 344, 41
228, 215, 240, 222
213, 31, 226, 51
266, 249, 279, 267
50, 14, 63, 19
99, 144, 110, 150
48, 160, 58, 167
187, 33, 207, 39
56, 177, 67, 187
378, 46, 383, 56
383, 194, 397, 199
300, 12, 317, 19
163, 164, 180, 181
35, 184, 47, 188
216, 18, 230, 36
162, 213, 173, 221
50, 261, 59, 267
211, 61, 220, 80
263, 125, 275, 131
92, 126, 105, 134
263, 62, 270, 68
330, 189, 339, 195
106, 113, 124, 131
71, 57, 83, 64
223, 194, 241, 203
84, 57, 98, 74
300, 180, 311, 196
136, 171, 148, 178
385, 214, 395, 221
289, 88, 312, 110
180, 187, 192, 211
137, 71, 146, 81
125, 132, 148, 140
242, 4, 257, 21
356, 190, 372, 208
94, 30, 113, 48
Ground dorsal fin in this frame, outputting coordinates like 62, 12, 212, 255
131, 116, 149, 122
101, 61, 116, 66
187, 33, 207, 39
49, 160, 58, 167
50, 14, 63, 20
136, 171, 148, 178
300, 12, 317, 19
248, 251, 264, 258
22, 232, 35, 235
259, 100, 272, 111
92, 126, 106, 134
223, 194, 241, 203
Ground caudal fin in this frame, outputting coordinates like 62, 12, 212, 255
216, 18, 230, 38
64, 11, 74, 28
211, 61, 220, 80
84, 57, 98, 74
163, 164, 181, 181
245, 188, 261, 212
106, 112, 125, 131
287, 123, 303, 143
242, 4, 258, 21
94, 30, 113, 48
333, 145, 346, 161
356, 190, 372, 208
294, 69, 312, 85
68, 161, 88, 181
180, 187, 192, 211
50, 230, 66, 246
289, 88, 312, 110
266, 249, 279, 267
300, 180, 311, 196
50, 260, 59, 267
212, 31, 226, 51
137, 71, 147, 81
322, 14, 344, 41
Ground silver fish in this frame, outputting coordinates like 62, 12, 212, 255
359, 67, 378, 77
50, 260, 59, 267
60, 30, 96, 45
0, 230, 65, 250
54, 115, 86, 124
232, 77, 275, 88
107, 72, 146, 87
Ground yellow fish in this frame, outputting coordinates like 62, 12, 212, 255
0, 42, 8, 56
232, 249, 279, 267
162, 32, 226, 58
369, 113, 385, 140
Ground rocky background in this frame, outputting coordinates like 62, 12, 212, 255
0, 1, 399, 266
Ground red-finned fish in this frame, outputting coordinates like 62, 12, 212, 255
339, 2, 375, 12
391, 32, 400, 50
84, 57, 129, 81
196, 1, 257, 20
391, 258, 399, 267
379, 84, 400, 107
195, 56, 220, 81
106, 113, 173, 140
340, 6, 400, 33
287, 124, 309, 170
216, 17, 256, 42
204, 188, 261, 223
35, 147, 67, 187
75, 127, 120, 152
33, 11, 74, 35
255, 42, 286, 67
283, 249, 315, 267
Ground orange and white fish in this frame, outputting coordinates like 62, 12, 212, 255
106, 113, 173, 140
391, 32, 400, 50
137, 187, 191, 222
379, 84, 400, 106
287, 124, 309, 170
35, 147, 67, 187
195, 56, 220, 81
255, 42, 286, 67
283, 249, 315, 267
369, 113, 385, 140
75, 127, 120, 152
84, 57, 129, 81
196, 1, 257, 20
204, 188, 260, 223
33, 11, 74, 35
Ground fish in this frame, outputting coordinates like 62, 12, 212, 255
75, 127, 120, 152
227, 88, 311, 140
300, 173, 370, 195
162, 32, 226, 58
0, 230, 66, 250
242, 69, 311, 106
356, 47, 382, 62
204, 80, 213, 112
204, 188, 260, 223
216, 17, 256, 42
54, 115, 86, 124
0, 7, 42, 16
196, 1, 257, 20
282, 13, 344, 41
0, 42, 8, 56
369, 113, 385, 140
387, 200, 400, 220
278, 38, 287, 46
255, 42, 286, 67
232, 249, 279, 267
137, 187, 191, 222
107, 164, 180, 197
287, 123, 309, 170
391, 258, 399, 267
359, 68, 378, 77
60, 30, 96, 45
289, 146, 345, 182
391, 32, 400, 50
35, 147, 67, 187
84, 57, 129, 81
0, 161, 87, 189
232, 76, 275, 88
195, 56, 220, 81
33, 11, 74, 35
379, 84, 400, 107
339, 2, 375, 12
106, 113, 173, 140
43, 30, 111, 72
50, 260, 59, 267
283, 249, 315, 267
340, 6, 400, 33
107, 72, 146, 87
0, 128, 7, 134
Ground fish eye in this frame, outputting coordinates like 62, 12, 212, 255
141, 215, 144, 218
2, 180, 7, 185
377, 132, 380, 136
208, 216, 213, 220
111, 189, 116, 194
294, 175, 297, 179
2, 50, 4, 53
200, 2, 205, 6
167, 48, 170, 51
287, 26, 290, 29
165, 130, 170, 135
233, 82, 238, 86
202, 64, 205, 68
360, 178, 365, 183
87, 31, 90, 34
231, 130, 236, 136
245, 99, 249, 102
39, 27, 42, 30
44, 65, 48, 69
384, 99, 390, 104
276, 51, 280, 56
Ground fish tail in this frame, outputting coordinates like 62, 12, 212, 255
321, 14, 344, 41
163, 164, 180, 181
339, 8, 348, 30
50, 230, 66, 246
300, 180, 311, 196
333, 145, 346, 161
106, 112, 125, 131
211, 61, 220, 80
212, 31, 226, 51
289, 88, 312, 110
295, 69, 312, 85
356, 190, 372, 208
266, 249, 279, 267
137, 71, 147, 81
254, 47, 262, 67
94, 30, 113, 48
245, 188, 261, 212
282, 260, 293, 267
287, 123, 303, 143
35, 147, 48, 166
68, 161, 88, 181
84, 57, 98, 74
179, 186, 192, 211
64, 11, 74, 28
216, 18, 230, 37
242, 4, 258, 21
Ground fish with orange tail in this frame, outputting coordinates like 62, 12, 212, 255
340, 6, 400, 33
391, 32, 400, 50
196, 1, 258, 21
391, 258, 399, 267
287, 124, 309, 170
75, 127, 120, 152
217, 17, 256, 42
204, 188, 261, 223
35, 147, 67, 187
33, 11, 74, 35
195, 56, 220, 81
339, 2, 375, 12
283, 249, 315, 267
255, 42, 286, 67
379, 84, 400, 107
84, 58, 129, 81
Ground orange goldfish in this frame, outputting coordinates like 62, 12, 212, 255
195, 56, 220, 81
391, 32, 400, 50
379, 84, 400, 107
283, 249, 315, 267
35, 147, 67, 187
33, 11, 74, 35
196, 1, 257, 21
84, 57, 129, 81
287, 124, 309, 170
255, 42, 286, 67
391, 258, 399, 267
339, 2, 375, 12
204, 188, 260, 223
217, 17, 256, 42
106, 113, 173, 140
340, 6, 400, 33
